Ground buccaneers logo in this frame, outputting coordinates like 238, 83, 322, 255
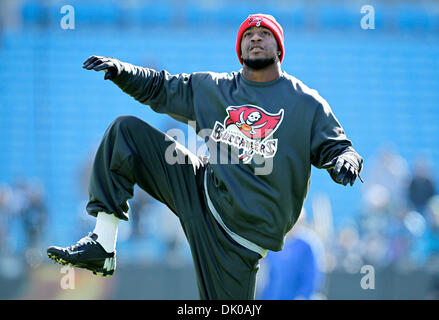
211, 105, 284, 163
248, 16, 263, 27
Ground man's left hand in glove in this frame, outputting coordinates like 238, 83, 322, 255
321, 151, 364, 186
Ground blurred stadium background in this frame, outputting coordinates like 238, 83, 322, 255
0, 0, 439, 300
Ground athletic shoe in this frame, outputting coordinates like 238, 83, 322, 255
47, 232, 116, 277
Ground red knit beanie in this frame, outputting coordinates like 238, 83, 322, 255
236, 14, 285, 65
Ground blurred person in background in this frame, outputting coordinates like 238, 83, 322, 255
358, 147, 439, 270
21, 182, 48, 250
425, 196, 439, 258
127, 186, 151, 240
12, 178, 48, 251
357, 143, 415, 268
257, 209, 326, 300
363, 143, 409, 213
409, 195, 439, 271
333, 224, 364, 273
0, 184, 14, 255
407, 155, 436, 217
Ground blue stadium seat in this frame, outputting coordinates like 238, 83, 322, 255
397, 4, 438, 32
318, 4, 359, 30
21, 0, 48, 25
126, 1, 173, 26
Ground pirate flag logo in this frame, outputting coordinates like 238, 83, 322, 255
248, 16, 263, 27
211, 105, 284, 163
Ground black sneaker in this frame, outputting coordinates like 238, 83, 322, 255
47, 232, 116, 277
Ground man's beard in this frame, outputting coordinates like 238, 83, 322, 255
242, 57, 276, 70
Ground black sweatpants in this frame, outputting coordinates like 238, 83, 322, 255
86, 115, 261, 299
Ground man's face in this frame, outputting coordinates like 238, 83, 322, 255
240, 26, 279, 69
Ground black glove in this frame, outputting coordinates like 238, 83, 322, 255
82, 55, 121, 80
321, 152, 363, 186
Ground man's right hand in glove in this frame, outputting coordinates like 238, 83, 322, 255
83, 56, 122, 80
